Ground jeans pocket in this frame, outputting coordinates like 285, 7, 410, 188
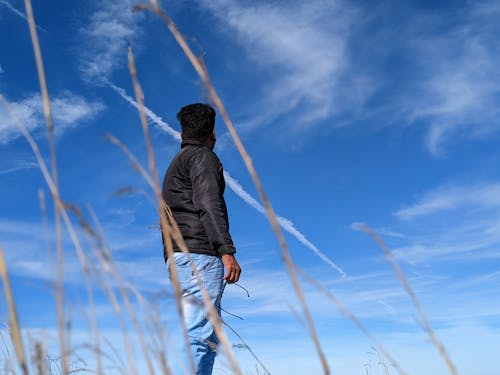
173, 253, 190, 267
195, 256, 217, 275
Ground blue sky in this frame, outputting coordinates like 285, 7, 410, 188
1, 0, 500, 374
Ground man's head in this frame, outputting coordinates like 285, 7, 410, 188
177, 103, 216, 145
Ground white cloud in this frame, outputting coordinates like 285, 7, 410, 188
391, 236, 498, 265
389, 182, 500, 264
391, 209, 500, 264
408, 2, 500, 154
0, 92, 104, 144
77, 1, 144, 81
200, 0, 360, 130
394, 183, 500, 219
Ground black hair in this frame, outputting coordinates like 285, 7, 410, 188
177, 103, 216, 141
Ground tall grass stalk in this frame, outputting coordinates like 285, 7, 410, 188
83, 269, 102, 375
0, 246, 29, 375
356, 224, 458, 375
32, 341, 47, 375
126, 44, 195, 373
0, 328, 14, 373
132, 3, 331, 373
23, 1, 67, 373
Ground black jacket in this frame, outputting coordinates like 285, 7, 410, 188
161, 139, 236, 259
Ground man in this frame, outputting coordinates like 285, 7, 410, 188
162, 103, 241, 374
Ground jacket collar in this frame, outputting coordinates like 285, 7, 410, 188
181, 139, 209, 148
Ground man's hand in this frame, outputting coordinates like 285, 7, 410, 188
221, 254, 241, 284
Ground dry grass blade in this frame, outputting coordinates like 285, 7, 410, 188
24, 1, 67, 373
356, 224, 458, 375
33, 341, 47, 375
0, 246, 29, 375
296, 266, 407, 375
23, 0, 55, 145
0, 327, 15, 373
127, 46, 161, 195
83, 273, 102, 375
132, 4, 330, 373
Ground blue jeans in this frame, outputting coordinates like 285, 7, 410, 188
169, 253, 225, 375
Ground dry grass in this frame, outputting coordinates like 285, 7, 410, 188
24, 0, 67, 372
0, 1, 460, 375
0, 246, 28, 375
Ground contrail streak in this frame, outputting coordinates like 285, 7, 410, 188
109, 82, 346, 277
108, 82, 181, 142
0, 0, 48, 33
224, 171, 346, 277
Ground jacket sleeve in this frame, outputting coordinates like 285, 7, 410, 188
189, 150, 236, 256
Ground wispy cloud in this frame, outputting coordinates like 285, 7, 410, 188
0, 158, 38, 175
392, 237, 500, 265
199, 0, 361, 132
390, 181, 500, 264
77, 1, 144, 82
0, 92, 104, 144
394, 183, 500, 220
407, 2, 500, 154
109, 83, 345, 276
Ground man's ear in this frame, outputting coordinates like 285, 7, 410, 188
180, 131, 184, 140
